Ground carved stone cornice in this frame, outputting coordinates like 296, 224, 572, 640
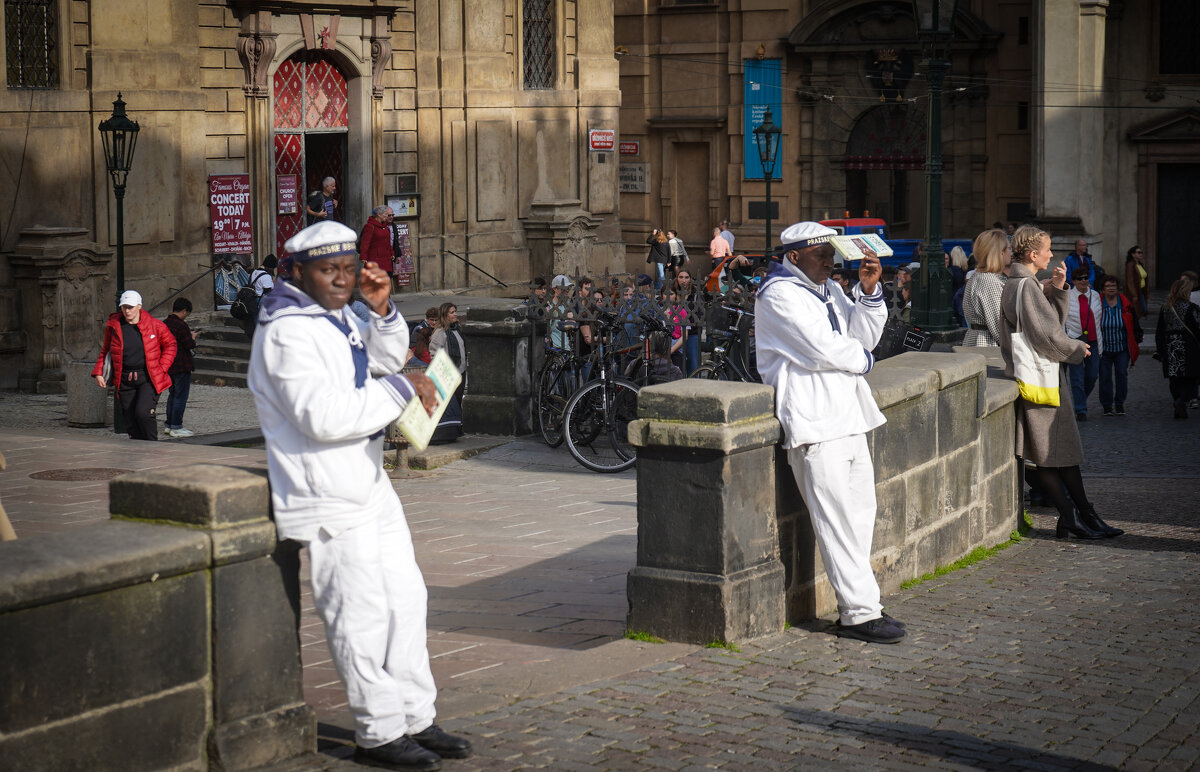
237, 11, 278, 99
368, 16, 392, 100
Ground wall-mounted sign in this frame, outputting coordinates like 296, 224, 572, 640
388, 195, 420, 219
743, 59, 782, 181
277, 174, 299, 215
392, 219, 414, 286
209, 174, 253, 254
589, 129, 615, 151
619, 141, 640, 156
619, 163, 648, 193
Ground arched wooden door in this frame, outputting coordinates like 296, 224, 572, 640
273, 51, 349, 257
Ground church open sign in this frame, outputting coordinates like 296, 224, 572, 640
209, 174, 254, 254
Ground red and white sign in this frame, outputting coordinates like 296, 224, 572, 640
588, 129, 615, 151
619, 141, 640, 156
209, 174, 253, 254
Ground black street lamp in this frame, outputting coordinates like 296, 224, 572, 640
753, 108, 782, 257
911, 0, 957, 330
98, 93, 140, 295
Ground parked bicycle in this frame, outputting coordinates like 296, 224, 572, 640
534, 319, 590, 447
562, 311, 640, 473
690, 304, 760, 382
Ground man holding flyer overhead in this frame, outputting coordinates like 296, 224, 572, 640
248, 220, 472, 771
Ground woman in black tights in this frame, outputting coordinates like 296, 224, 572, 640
997, 226, 1123, 539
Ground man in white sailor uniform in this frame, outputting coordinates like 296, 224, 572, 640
249, 221, 471, 770
755, 221, 907, 644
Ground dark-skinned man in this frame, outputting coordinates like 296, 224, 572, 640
755, 221, 906, 644
248, 221, 471, 771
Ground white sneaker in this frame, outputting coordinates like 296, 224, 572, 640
172, 428, 195, 438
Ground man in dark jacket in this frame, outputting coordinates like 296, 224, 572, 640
164, 297, 199, 438
92, 290, 177, 441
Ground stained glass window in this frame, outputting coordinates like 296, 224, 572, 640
522, 0, 554, 90
5, 0, 57, 89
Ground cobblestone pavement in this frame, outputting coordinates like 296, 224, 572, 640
4, 319, 1200, 770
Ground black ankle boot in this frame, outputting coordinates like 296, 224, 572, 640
1055, 509, 1105, 539
1077, 504, 1123, 537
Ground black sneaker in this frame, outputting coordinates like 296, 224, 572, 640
836, 613, 906, 630
1115, 404, 1125, 416
410, 724, 472, 759
836, 617, 906, 644
354, 737, 442, 771
1102, 407, 1114, 417
1075, 413, 1087, 422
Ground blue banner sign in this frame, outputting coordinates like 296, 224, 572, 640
743, 59, 782, 180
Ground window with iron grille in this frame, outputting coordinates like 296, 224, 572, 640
522, 0, 554, 90
5, 0, 58, 89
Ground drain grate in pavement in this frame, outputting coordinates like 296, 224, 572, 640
29, 468, 133, 481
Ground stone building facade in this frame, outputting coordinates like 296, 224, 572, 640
0, 0, 621, 390
615, 1, 1200, 288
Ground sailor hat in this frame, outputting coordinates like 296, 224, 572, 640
776, 222, 837, 254
283, 221, 359, 264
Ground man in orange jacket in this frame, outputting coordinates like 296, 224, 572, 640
92, 290, 176, 441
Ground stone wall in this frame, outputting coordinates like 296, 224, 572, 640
0, 465, 313, 771
628, 351, 1020, 644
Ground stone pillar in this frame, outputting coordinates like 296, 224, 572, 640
236, 10, 277, 263
626, 380, 786, 644
9, 227, 114, 393
66, 359, 111, 428
459, 307, 535, 435
522, 201, 604, 279
109, 465, 316, 770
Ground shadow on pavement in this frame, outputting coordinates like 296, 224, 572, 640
783, 707, 1120, 771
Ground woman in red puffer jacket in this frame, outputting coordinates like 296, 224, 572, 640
91, 290, 176, 441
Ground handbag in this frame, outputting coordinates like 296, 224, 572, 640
1011, 278, 1060, 406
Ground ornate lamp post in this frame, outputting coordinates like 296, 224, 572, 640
98, 93, 140, 295
911, 0, 957, 330
753, 109, 782, 256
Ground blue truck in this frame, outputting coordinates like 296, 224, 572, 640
819, 217, 973, 270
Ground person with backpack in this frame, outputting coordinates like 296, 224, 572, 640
233, 254, 277, 340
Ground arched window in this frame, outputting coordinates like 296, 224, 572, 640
523, 0, 554, 89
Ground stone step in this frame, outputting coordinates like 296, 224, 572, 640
198, 326, 250, 344
191, 369, 247, 388
193, 356, 249, 374
195, 338, 251, 357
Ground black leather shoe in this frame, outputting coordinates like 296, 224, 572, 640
1077, 504, 1123, 537
410, 724, 472, 759
1055, 511, 1104, 539
837, 613, 906, 630
354, 737, 441, 771
836, 617, 906, 644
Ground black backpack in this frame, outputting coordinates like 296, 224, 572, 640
230, 283, 259, 321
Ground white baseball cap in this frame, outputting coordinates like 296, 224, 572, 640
118, 290, 142, 307
552, 274, 571, 288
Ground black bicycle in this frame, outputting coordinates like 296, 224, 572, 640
690, 304, 760, 382
562, 312, 640, 473
534, 320, 590, 447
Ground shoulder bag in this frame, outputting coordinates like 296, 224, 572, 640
1011, 278, 1060, 406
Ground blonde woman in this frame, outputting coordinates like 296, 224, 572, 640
998, 225, 1122, 539
961, 229, 1010, 347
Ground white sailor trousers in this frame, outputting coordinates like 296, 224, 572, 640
787, 433, 883, 626
307, 499, 437, 748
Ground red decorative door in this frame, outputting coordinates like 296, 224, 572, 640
273, 51, 349, 257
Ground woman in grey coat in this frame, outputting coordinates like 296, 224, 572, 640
998, 225, 1122, 539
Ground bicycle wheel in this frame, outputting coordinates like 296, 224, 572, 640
535, 356, 572, 447
563, 378, 640, 473
689, 362, 728, 380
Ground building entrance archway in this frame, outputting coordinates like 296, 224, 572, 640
273, 50, 350, 256
843, 104, 925, 236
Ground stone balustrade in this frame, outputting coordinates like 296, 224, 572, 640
627, 351, 1020, 643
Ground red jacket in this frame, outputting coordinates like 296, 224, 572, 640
92, 311, 176, 393
359, 217, 394, 274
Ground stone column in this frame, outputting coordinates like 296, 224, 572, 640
626, 380, 786, 644
109, 465, 315, 770
458, 308, 535, 435
9, 227, 113, 393
236, 11, 278, 263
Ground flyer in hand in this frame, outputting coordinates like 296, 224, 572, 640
829, 233, 894, 261
394, 348, 462, 451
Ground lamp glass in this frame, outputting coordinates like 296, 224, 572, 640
753, 109, 782, 178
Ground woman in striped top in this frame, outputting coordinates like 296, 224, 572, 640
1096, 274, 1139, 416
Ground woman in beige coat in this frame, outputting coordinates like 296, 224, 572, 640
998, 225, 1122, 539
